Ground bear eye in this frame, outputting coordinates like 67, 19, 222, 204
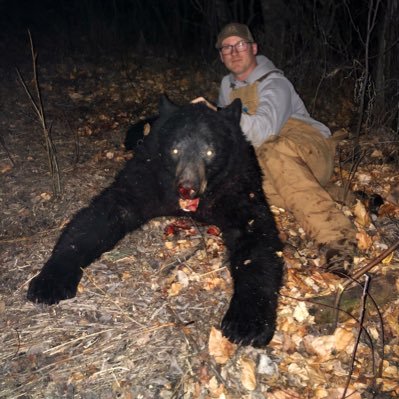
171, 148, 179, 155
206, 150, 214, 157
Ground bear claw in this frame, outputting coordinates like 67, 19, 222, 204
221, 294, 276, 347
27, 270, 81, 305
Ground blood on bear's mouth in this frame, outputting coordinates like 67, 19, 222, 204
178, 185, 200, 212
179, 197, 200, 212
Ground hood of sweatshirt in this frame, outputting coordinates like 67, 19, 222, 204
228, 55, 283, 86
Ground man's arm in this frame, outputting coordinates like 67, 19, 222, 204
240, 79, 292, 146
191, 96, 217, 111
218, 76, 293, 147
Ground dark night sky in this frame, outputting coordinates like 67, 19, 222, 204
0, 0, 372, 59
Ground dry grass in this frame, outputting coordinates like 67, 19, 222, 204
1, 49, 399, 398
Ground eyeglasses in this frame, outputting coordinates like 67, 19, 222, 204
219, 40, 253, 55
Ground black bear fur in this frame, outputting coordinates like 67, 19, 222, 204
124, 114, 158, 151
27, 97, 284, 347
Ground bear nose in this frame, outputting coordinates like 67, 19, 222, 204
178, 184, 197, 199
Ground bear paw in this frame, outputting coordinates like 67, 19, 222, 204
27, 269, 82, 305
221, 294, 276, 347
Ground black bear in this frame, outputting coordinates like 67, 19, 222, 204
27, 97, 284, 347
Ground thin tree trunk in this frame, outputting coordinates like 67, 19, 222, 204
215, 0, 231, 28
354, 0, 381, 147
374, 0, 390, 115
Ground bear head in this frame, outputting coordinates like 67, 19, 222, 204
149, 96, 252, 212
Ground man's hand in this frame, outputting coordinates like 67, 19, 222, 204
191, 97, 217, 112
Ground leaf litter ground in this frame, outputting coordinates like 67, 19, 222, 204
1, 51, 399, 399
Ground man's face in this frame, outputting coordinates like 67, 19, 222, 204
219, 35, 258, 81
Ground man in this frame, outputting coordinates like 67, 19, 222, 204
196, 23, 357, 272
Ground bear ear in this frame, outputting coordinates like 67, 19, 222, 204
159, 94, 179, 116
219, 98, 242, 124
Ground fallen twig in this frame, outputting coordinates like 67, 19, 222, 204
347, 239, 399, 286
333, 239, 399, 323
342, 274, 371, 399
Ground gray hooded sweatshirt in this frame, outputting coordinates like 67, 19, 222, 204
217, 55, 331, 147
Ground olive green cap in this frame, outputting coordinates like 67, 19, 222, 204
215, 23, 254, 48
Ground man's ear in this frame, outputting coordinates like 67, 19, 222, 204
252, 43, 258, 56
219, 98, 242, 124
159, 94, 179, 116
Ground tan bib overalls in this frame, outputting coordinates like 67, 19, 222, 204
230, 82, 356, 245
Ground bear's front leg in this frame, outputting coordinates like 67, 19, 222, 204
221, 274, 279, 347
27, 178, 156, 304
220, 223, 284, 347
26, 202, 120, 305
27, 259, 83, 305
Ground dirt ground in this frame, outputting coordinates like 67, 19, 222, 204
1, 43, 399, 399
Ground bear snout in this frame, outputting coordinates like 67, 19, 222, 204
175, 161, 207, 199
178, 183, 198, 199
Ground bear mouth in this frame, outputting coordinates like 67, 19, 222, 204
179, 197, 200, 212
177, 185, 200, 212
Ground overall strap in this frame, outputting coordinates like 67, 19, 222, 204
229, 69, 283, 115
256, 69, 283, 83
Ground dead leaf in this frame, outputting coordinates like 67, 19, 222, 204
378, 202, 399, 217
77, 282, 85, 294
303, 334, 335, 360
323, 387, 361, 399
121, 271, 132, 281
177, 270, 189, 287
376, 377, 399, 394
167, 282, 182, 297
382, 360, 399, 379
356, 230, 373, 251
370, 149, 383, 158
293, 301, 310, 323
0, 163, 12, 174
67, 371, 85, 383
240, 357, 257, 391
40, 192, 52, 201
357, 173, 372, 184
98, 113, 109, 121
334, 327, 355, 352
381, 250, 394, 264
143, 123, 151, 135
385, 305, 399, 335
386, 184, 399, 205
304, 327, 354, 360
198, 365, 210, 384
164, 241, 174, 250
203, 277, 225, 291
207, 376, 225, 398
79, 125, 93, 136
68, 91, 84, 101
353, 200, 371, 227
268, 389, 302, 399
314, 388, 329, 398
208, 327, 236, 364
287, 362, 309, 382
